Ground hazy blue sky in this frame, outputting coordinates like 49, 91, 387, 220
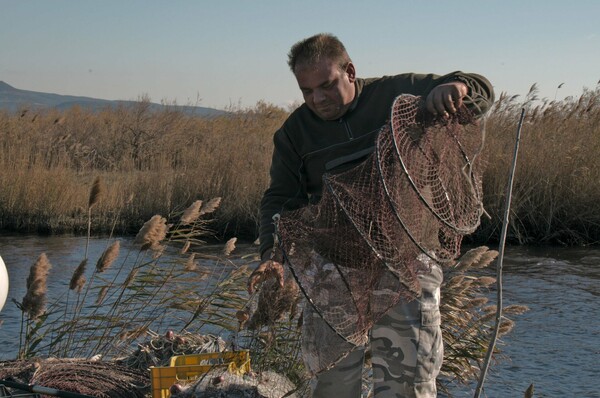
1, 0, 598, 110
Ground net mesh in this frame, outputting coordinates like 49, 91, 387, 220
276, 94, 485, 373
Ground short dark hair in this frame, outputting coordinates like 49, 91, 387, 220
287, 33, 352, 73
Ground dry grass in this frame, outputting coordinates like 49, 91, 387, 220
475, 84, 600, 245
1, 88, 599, 245
0, 100, 287, 237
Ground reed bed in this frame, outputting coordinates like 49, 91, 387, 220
476, 84, 600, 245
1, 86, 599, 245
0, 100, 287, 238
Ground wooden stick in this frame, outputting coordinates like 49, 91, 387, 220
474, 108, 525, 398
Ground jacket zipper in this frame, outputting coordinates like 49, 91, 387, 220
340, 118, 354, 140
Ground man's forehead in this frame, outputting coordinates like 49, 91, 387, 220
295, 57, 337, 71
295, 59, 339, 86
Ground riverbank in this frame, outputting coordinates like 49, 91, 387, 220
1, 86, 599, 245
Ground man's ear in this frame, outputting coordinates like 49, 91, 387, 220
345, 62, 356, 83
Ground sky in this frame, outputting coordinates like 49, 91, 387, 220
1, 0, 599, 110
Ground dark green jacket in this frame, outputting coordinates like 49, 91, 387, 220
259, 71, 494, 259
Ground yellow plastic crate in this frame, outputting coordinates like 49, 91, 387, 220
150, 351, 251, 398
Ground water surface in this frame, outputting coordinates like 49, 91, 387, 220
0, 236, 598, 397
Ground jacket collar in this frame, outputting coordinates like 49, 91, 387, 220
344, 78, 364, 116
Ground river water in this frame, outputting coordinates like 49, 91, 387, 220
0, 235, 598, 397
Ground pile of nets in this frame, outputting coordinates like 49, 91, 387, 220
276, 94, 486, 373
0, 331, 228, 398
0, 359, 148, 398
117, 331, 226, 370
169, 369, 297, 398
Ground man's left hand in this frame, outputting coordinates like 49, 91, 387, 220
425, 82, 469, 117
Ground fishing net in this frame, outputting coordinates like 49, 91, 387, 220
276, 94, 486, 374
169, 369, 298, 398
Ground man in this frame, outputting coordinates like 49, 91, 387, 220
249, 33, 494, 397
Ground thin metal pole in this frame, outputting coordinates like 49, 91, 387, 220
474, 108, 526, 398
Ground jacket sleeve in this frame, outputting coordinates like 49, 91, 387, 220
442, 71, 495, 116
388, 71, 495, 116
259, 126, 309, 261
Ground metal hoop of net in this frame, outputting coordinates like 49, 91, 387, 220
276, 94, 486, 373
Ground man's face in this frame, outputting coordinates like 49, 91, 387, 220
294, 58, 356, 121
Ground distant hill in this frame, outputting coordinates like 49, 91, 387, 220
0, 81, 226, 117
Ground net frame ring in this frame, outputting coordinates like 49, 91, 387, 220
387, 94, 484, 235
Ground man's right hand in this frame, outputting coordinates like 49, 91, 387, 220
247, 260, 285, 294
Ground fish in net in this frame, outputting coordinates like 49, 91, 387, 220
275, 94, 486, 374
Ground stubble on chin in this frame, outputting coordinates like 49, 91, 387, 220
316, 105, 343, 121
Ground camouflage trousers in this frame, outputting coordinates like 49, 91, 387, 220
308, 263, 444, 398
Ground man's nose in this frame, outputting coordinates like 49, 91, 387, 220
313, 89, 326, 104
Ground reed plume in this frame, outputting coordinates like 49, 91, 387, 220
474, 250, 499, 269
199, 197, 222, 215
504, 304, 529, 315
498, 318, 515, 336
88, 176, 105, 209
223, 237, 237, 256
151, 245, 165, 259
96, 241, 120, 272
69, 259, 88, 293
180, 241, 191, 254
475, 276, 497, 287
95, 286, 108, 305
134, 215, 168, 250
22, 253, 52, 320
181, 200, 203, 224
185, 253, 197, 272
123, 268, 139, 288
85, 176, 106, 261
524, 383, 535, 398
